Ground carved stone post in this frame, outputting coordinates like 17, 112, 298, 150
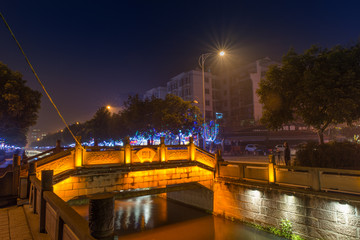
268, 162, 275, 183
188, 137, 195, 161
74, 136, 83, 167
12, 154, 20, 196
28, 162, 37, 209
40, 170, 53, 233
124, 136, 131, 164
54, 139, 62, 153
160, 137, 166, 162
310, 169, 321, 191
89, 194, 115, 239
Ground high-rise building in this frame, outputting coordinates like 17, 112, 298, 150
167, 70, 213, 121
143, 57, 278, 130
217, 57, 278, 131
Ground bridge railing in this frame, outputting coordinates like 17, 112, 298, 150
219, 161, 360, 195
31, 137, 217, 179
27, 147, 71, 164
79, 137, 216, 169
29, 171, 96, 240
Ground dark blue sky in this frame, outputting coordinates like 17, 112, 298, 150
1, 0, 360, 133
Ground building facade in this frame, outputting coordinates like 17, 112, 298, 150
167, 70, 213, 121
143, 86, 167, 100
143, 58, 278, 130
217, 57, 278, 131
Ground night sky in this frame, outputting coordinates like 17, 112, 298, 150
1, 1, 360, 133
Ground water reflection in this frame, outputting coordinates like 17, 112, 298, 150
72, 195, 283, 239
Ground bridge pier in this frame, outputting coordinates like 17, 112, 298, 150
89, 194, 115, 239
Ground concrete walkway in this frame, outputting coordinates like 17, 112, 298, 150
0, 206, 32, 240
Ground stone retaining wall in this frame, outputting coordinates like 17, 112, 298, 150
213, 180, 360, 240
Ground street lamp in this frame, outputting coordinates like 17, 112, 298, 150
198, 51, 225, 149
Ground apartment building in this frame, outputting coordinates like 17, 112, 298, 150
144, 70, 214, 121
217, 57, 278, 131
143, 57, 278, 129
143, 86, 167, 100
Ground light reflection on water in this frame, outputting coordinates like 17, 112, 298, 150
72, 195, 283, 240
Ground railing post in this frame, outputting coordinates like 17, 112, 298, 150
159, 137, 166, 162
89, 194, 115, 239
124, 136, 132, 164
268, 154, 275, 183
40, 170, 53, 233
238, 163, 244, 180
188, 137, 195, 161
28, 162, 37, 199
310, 168, 321, 191
55, 217, 64, 240
12, 154, 21, 196
214, 149, 223, 177
74, 136, 83, 167
54, 139, 62, 153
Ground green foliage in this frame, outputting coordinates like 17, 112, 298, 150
0, 62, 41, 146
296, 141, 360, 169
34, 94, 202, 146
257, 43, 360, 144
279, 219, 293, 238
254, 219, 304, 240
121, 94, 202, 143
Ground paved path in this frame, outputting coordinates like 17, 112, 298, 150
0, 206, 33, 240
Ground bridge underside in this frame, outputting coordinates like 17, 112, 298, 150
67, 182, 205, 205
52, 162, 214, 201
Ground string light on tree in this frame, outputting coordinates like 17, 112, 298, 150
203, 121, 219, 143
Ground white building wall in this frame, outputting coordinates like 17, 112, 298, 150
167, 70, 213, 120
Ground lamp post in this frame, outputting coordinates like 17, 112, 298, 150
198, 51, 225, 150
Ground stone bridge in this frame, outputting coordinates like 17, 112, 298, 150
29, 137, 217, 201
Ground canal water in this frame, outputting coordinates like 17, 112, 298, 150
72, 195, 283, 240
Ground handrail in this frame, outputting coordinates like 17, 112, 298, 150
195, 147, 215, 158
30, 175, 42, 190
43, 191, 95, 240
0, 164, 12, 178
26, 148, 57, 162
35, 148, 73, 167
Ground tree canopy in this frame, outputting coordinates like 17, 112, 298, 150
0, 62, 41, 146
34, 94, 202, 146
257, 43, 360, 144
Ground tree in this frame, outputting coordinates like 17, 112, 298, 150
257, 44, 360, 144
160, 94, 202, 144
121, 94, 202, 144
88, 107, 113, 142
0, 62, 41, 146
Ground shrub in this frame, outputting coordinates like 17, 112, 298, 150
296, 141, 360, 169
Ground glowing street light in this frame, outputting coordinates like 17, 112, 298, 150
106, 105, 111, 110
198, 50, 225, 149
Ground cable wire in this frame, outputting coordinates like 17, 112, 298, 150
0, 12, 83, 149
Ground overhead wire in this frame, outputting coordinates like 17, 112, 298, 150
0, 12, 84, 149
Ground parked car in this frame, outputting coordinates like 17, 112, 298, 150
245, 144, 259, 152
255, 145, 270, 155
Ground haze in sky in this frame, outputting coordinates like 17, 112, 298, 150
1, 0, 359, 133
